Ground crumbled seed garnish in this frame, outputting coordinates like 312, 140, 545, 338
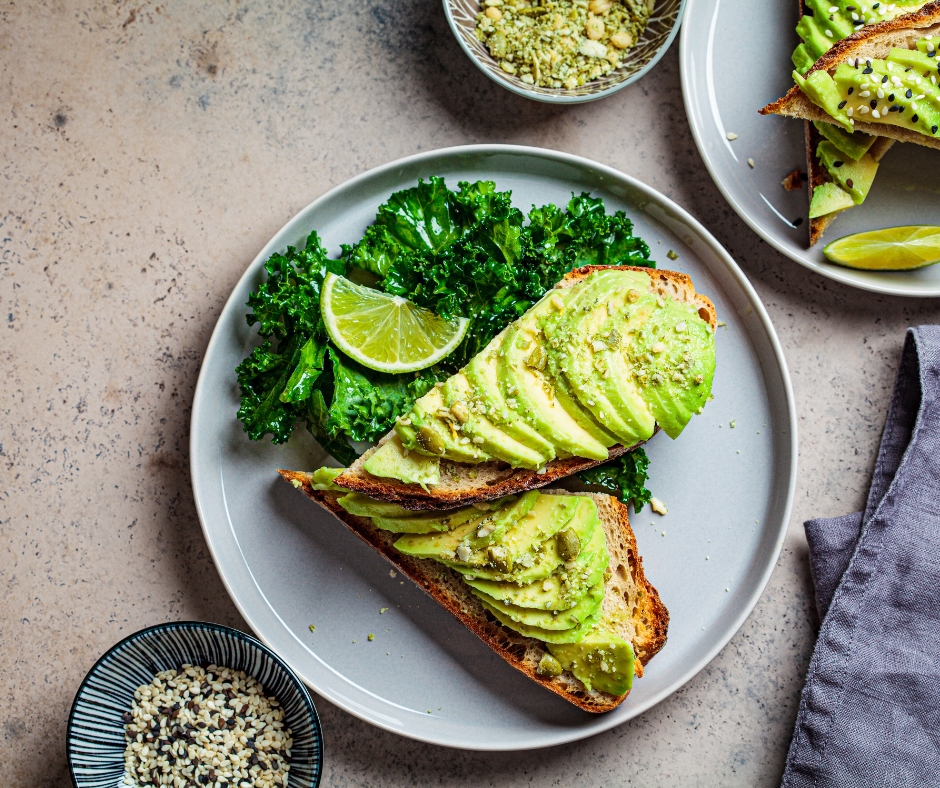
747, 157, 755, 168
730, 419, 736, 428
650, 497, 668, 515
122, 664, 292, 788
726, 132, 738, 140
308, 624, 316, 632
389, 570, 397, 578
368, 633, 375, 641
380, 607, 389, 614
666, 249, 679, 260
474, 0, 653, 90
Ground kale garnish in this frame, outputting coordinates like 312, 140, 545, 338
577, 448, 654, 512
235, 176, 654, 462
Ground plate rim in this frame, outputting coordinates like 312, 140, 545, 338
678, 0, 940, 298
190, 143, 798, 750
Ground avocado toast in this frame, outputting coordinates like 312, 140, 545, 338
280, 468, 668, 712
785, 0, 930, 245
327, 265, 717, 510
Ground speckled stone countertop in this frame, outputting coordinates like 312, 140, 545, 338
3, 2, 940, 785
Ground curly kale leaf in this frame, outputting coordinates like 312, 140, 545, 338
322, 349, 442, 445
578, 448, 653, 511
525, 193, 654, 273
236, 232, 341, 445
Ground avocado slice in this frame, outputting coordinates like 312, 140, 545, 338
793, 69, 853, 132
465, 490, 540, 549
362, 436, 440, 486
444, 497, 598, 584
497, 294, 610, 461
472, 580, 605, 630
398, 387, 490, 464
816, 141, 878, 205
369, 506, 485, 535
809, 181, 856, 219
627, 298, 716, 439
337, 493, 416, 519
477, 592, 605, 644
393, 492, 551, 563
542, 269, 651, 445
812, 121, 876, 162
464, 523, 609, 611
464, 333, 557, 463
547, 624, 635, 695
441, 373, 547, 469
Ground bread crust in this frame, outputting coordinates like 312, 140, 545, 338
761, 3, 940, 150
332, 265, 717, 509
278, 469, 669, 713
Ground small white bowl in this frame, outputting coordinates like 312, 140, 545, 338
444, 0, 686, 104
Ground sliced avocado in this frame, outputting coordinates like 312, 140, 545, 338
627, 299, 716, 440
370, 506, 483, 535
464, 334, 557, 464
398, 387, 489, 464
792, 42, 818, 75
794, 69, 853, 132
441, 373, 546, 469
795, 16, 837, 66
809, 181, 856, 219
310, 467, 344, 490
472, 580, 605, 630
392, 512, 491, 560
497, 294, 610, 461
464, 523, 609, 611
477, 591, 604, 644
444, 494, 583, 572
804, 0, 853, 38
813, 121, 876, 161
816, 141, 878, 205
465, 490, 539, 549
362, 436, 440, 486
338, 493, 415, 519
547, 625, 635, 695
542, 269, 650, 445
446, 494, 598, 584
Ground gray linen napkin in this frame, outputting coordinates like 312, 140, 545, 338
782, 326, 940, 788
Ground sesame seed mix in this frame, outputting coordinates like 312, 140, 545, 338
122, 664, 292, 788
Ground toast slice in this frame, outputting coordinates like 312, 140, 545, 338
278, 469, 669, 713
331, 265, 717, 511
762, 3, 940, 150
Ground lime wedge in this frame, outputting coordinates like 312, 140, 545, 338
320, 273, 468, 373
823, 226, 940, 271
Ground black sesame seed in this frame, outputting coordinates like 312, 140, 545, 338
872, 2, 879, 8
847, 5, 855, 9
871, 99, 878, 108
906, 89, 913, 98
848, 87, 854, 94
863, 67, 873, 74
889, 105, 899, 112
888, 93, 895, 102
933, 125, 939, 134
899, 106, 905, 113
834, 160, 844, 167
846, 179, 854, 189
929, 51, 936, 58
838, 100, 847, 109
905, 67, 913, 72
912, 114, 919, 123
882, 75, 889, 83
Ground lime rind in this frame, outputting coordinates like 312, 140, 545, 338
321, 272, 469, 373
824, 226, 940, 272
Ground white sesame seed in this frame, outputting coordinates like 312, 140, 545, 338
872, 109, 881, 118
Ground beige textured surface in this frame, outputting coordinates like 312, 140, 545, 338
3, 2, 940, 786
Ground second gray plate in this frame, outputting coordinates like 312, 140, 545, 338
681, 0, 940, 296
190, 144, 797, 750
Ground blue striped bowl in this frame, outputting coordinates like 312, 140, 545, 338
67, 622, 323, 788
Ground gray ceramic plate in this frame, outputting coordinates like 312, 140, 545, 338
190, 145, 797, 750
680, 0, 940, 296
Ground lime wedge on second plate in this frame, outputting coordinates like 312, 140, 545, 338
321, 272, 469, 373
824, 226, 940, 271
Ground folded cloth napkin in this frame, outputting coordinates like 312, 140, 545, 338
782, 326, 940, 788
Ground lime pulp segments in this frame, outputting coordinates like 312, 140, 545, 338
320, 272, 469, 373
823, 226, 940, 271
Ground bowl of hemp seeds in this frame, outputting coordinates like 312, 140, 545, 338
66, 621, 322, 788
444, 0, 686, 103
